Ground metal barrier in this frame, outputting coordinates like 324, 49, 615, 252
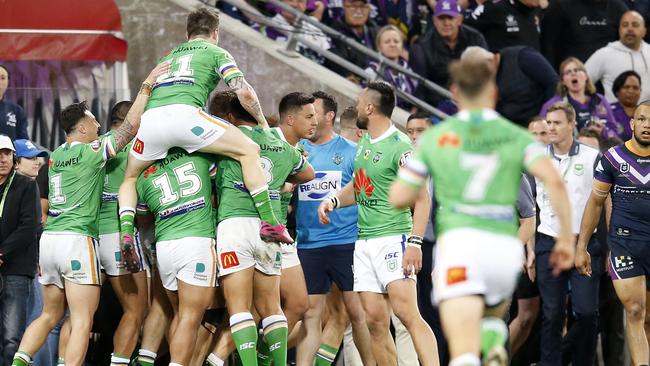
206, 0, 452, 118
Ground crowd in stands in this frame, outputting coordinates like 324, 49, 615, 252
221, 0, 650, 139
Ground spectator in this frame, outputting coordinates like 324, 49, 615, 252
586, 11, 650, 104
405, 111, 432, 142
540, 57, 616, 132
0, 66, 29, 141
0, 135, 39, 365
541, 0, 628, 68
265, 0, 332, 64
410, 0, 487, 107
465, 0, 542, 52
623, 0, 650, 41
329, 0, 380, 79
14, 140, 46, 179
365, 25, 418, 109
369, 0, 420, 41
462, 45, 558, 126
528, 115, 551, 145
609, 70, 641, 140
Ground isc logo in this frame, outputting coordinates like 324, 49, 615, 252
384, 252, 399, 260
240, 342, 255, 350
269, 342, 281, 351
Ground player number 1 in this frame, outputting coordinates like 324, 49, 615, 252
50, 173, 66, 204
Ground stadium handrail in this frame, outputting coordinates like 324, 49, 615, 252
207, 0, 452, 118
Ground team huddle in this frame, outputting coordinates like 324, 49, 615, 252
9, 4, 650, 366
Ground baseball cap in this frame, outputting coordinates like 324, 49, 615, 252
0, 135, 15, 152
14, 139, 48, 158
434, 0, 461, 17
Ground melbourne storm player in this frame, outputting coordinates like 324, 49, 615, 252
576, 101, 650, 366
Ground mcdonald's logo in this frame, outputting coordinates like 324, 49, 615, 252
133, 138, 145, 154
220, 251, 240, 269
446, 266, 467, 285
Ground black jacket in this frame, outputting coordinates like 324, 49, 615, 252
0, 172, 39, 278
328, 20, 380, 77
0, 99, 29, 141
541, 0, 628, 68
410, 24, 488, 105
464, 0, 540, 52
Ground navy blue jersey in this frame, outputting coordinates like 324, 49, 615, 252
594, 142, 650, 240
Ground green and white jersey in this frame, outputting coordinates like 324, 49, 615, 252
147, 39, 244, 110
398, 109, 545, 237
269, 127, 305, 224
136, 148, 216, 242
354, 125, 413, 240
98, 136, 131, 235
46, 134, 119, 238
216, 125, 308, 222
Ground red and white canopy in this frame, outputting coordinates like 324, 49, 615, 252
0, 0, 127, 61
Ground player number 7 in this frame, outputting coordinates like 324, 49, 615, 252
459, 152, 499, 201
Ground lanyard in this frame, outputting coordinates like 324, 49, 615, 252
0, 171, 15, 218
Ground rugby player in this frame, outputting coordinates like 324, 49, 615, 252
270, 92, 319, 342
294, 91, 374, 366
12, 63, 168, 366
576, 101, 650, 366
211, 92, 314, 366
135, 141, 219, 366
318, 81, 439, 366
98, 101, 150, 366
389, 59, 575, 366
118, 8, 291, 270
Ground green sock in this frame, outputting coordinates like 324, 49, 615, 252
480, 317, 508, 356
57, 357, 65, 365
11, 351, 31, 366
136, 349, 156, 366
261, 315, 288, 366
119, 207, 136, 239
250, 186, 279, 226
230, 312, 258, 366
315, 343, 339, 366
256, 332, 272, 366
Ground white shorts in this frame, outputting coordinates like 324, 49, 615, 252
281, 244, 301, 269
433, 228, 523, 306
353, 234, 415, 294
39, 232, 102, 288
156, 237, 218, 291
217, 217, 282, 277
131, 104, 230, 161
98, 232, 148, 276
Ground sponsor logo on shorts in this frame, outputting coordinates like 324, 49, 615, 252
114, 251, 122, 261
133, 138, 145, 154
615, 227, 631, 237
71, 260, 82, 271
274, 252, 282, 269
614, 256, 634, 271
447, 267, 467, 285
191, 126, 205, 136
194, 262, 208, 281
385, 252, 399, 272
221, 251, 240, 269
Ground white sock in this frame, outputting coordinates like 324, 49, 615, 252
206, 353, 225, 366
110, 353, 130, 366
449, 353, 480, 366
169, 363, 183, 366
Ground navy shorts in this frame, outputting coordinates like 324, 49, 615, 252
608, 236, 650, 289
298, 244, 355, 294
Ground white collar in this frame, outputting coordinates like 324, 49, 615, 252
456, 109, 499, 122
369, 124, 397, 144
273, 127, 290, 144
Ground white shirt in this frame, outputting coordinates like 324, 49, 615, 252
536, 141, 600, 237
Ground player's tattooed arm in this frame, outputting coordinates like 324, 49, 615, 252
227, 76, 270, 129
113, 61, 171, 151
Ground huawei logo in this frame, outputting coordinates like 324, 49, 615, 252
144, 165, 157, 178
437, 132, 460, 148
354, 168, 374, 197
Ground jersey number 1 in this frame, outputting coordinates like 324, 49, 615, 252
459, 152, 499, 201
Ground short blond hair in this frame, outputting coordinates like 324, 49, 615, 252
547, 101, 576, 123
